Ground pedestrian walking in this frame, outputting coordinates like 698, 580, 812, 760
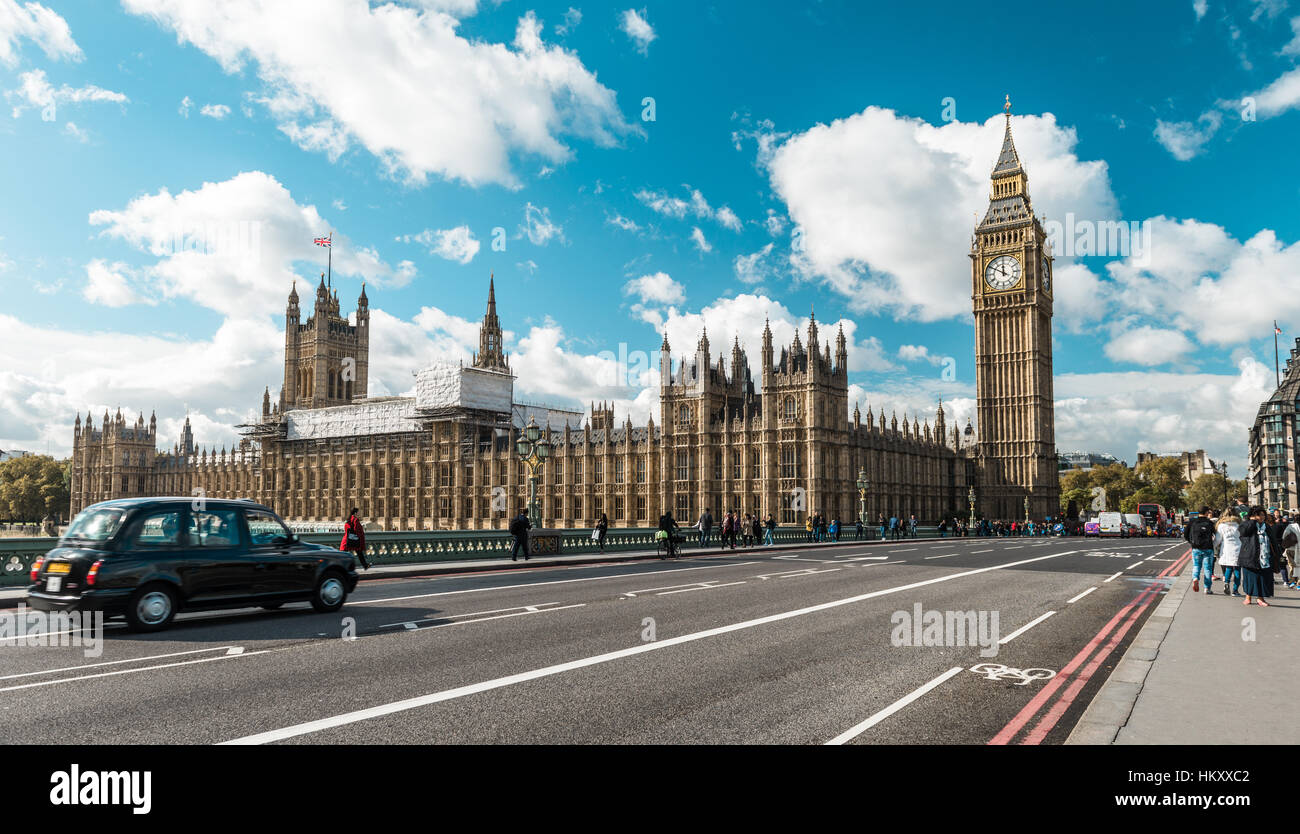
805, 516, 814, 542
909, 514, 918, 539
855, 519, 864, 540
742, 513, 755, 548
939, 518, 948, 538
340, 507, 371, 570
696, 509, 713, 549
749, 514, 761, 548
889, 514, 899, 541
509, 507, 531, 561
877, 513, 886, 540
765, 513, 776, 545
595, 512, 608, 553
1184, 506, 1216, 595
1215, 508, 1243, 596
1284, 514, 1300, 590
829, 518, 839, 542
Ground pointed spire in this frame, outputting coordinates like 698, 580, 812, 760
992, 95, 1023, 177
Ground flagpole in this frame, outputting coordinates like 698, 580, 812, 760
1276, 320, 1281, 388
327, 232, 332, 290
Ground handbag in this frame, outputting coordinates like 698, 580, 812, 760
591, 528, 600, 541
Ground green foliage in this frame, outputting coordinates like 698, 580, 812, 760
0, 455, 71, 522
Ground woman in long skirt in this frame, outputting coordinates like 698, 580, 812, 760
1237, 507, 1281, 606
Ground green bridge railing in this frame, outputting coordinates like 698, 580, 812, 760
0, 525, 958, 587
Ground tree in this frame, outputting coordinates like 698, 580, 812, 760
0, 455, 71, 522
1131, 456, 1187, 512
1090, 463, 1139, 513
1059, 468, 1092, 517
1184, 473, 1251, 514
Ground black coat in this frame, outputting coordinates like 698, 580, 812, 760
1236, 520, 1286, 571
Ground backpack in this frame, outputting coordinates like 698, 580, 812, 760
509, 517, 525, 537
1189, 518, 1214, 550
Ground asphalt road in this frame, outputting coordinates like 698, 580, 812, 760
0, 536, 1191, 744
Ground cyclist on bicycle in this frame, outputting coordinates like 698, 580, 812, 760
658, 511, 681, 559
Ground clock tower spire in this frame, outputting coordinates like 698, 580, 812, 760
970, 97, 1059, 520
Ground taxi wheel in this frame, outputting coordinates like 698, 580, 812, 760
125, 584, 177, 632
311, 571, 347, 613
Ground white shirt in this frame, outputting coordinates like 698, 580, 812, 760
1214, 523, 1241, 567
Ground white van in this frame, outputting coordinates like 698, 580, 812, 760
1098, 511, 1124, 538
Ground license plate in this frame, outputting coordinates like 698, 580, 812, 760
45, 576, 62, 593
46, 562, 72, 574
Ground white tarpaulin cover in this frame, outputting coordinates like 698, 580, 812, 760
285, 398, 422, 440
415, 363, 513, 413
512, 403, 584, 432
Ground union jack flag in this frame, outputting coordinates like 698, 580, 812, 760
1277, 322, 1283, 335
314, 235, 331, 247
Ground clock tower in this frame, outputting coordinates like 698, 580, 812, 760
970, 98, 1059, 520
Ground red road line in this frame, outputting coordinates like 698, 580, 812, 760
988, 549, 1190, 745
1020, 551, 1191, 744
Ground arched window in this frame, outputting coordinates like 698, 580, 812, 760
783, 397, 797, 420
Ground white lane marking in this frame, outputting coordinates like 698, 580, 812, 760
770, 556, 839, 563
889, 548, 917, 553
825, 667, 964, 745
1144, 555, 1158, 562
0, 650, 272, 692
971, 549, 992, 553
623, 581, 724, 597
221, 550, 1079, 745
923, 553, 956, 560
1126, 562, 1143, 570
225, 647, 245, 655
379, 603, 562, 627
1004, 546, 1024, 550
754, 568, 829, 579
1067, 587, 1098, 604
0, 646, 241, 681
1103, 571, 1122, 583
780, 569, 840, 578
658, 582, 746, 595
998, 611, 1056, 645
1148, 558, 1177, 562
385, 604, 587, 630
355, 561, 761, 605
840, 556, 890, 562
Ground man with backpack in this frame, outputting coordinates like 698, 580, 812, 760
509, 508, 531, 562
1184, 506, 1217, 594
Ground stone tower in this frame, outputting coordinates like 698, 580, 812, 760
472, 276, 510, 372
281, 276, 369, 411
969, 97, 1059, 519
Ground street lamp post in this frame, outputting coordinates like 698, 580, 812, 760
1024, 492, 1031, 526
515, 416, 552, 529
968, 485, 977, 532
856, 467, 870, 535
1221, 462, 1229, 510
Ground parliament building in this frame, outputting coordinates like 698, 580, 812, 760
69, 105, 1059, 528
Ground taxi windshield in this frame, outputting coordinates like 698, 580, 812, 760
62, 507, 128, 542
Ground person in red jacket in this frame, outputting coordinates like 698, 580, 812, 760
340, 508, 371, 570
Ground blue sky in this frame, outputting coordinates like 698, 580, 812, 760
3, 0, 1300, 476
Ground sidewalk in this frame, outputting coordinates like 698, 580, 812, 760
1069, 556, 1300, 744
0, 533, 905, 603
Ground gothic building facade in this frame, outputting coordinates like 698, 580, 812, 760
69, 103, 1057, 529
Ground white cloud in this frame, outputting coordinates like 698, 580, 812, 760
62, 120, 87, 142
519, 202, 563, 245
83, 260, 148, 307
179, 95, 193, 117
897, 344, 944, 365
1153, 112, 1221, 160
556, 6, 581, 35
7, 69, 127, 117
1250, 0, 1286, 21
0, 0, 80, 66
620, 8, 655, 54
122, 1, 634, 188
1103, 325, 1196, 366
607, 213, 641, 232
623, 272, 685, 305
200, 102, 230, 119
411, 225, 480, 264
763, 209, 787, 237
733, 243, 774, 284
332, 198, 346, 211
635, 185, 742, 231
1249, 65, 1300, 118
1193, 0, 1208, 20
1282, 15, 1300, 55
87, 170, 414, 320
690, 227, 711, 253
1054, 358, 1274, 474
766, 107, 1117, 322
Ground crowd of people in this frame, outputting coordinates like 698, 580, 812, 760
1184, 502, 1300, 605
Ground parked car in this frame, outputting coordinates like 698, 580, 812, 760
26, 497, 359, 632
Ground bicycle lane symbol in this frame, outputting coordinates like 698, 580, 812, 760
968, 663, 1056, 686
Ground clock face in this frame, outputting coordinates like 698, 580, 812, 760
984, 255, 1021, 291
1041, 257, 1051, 292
